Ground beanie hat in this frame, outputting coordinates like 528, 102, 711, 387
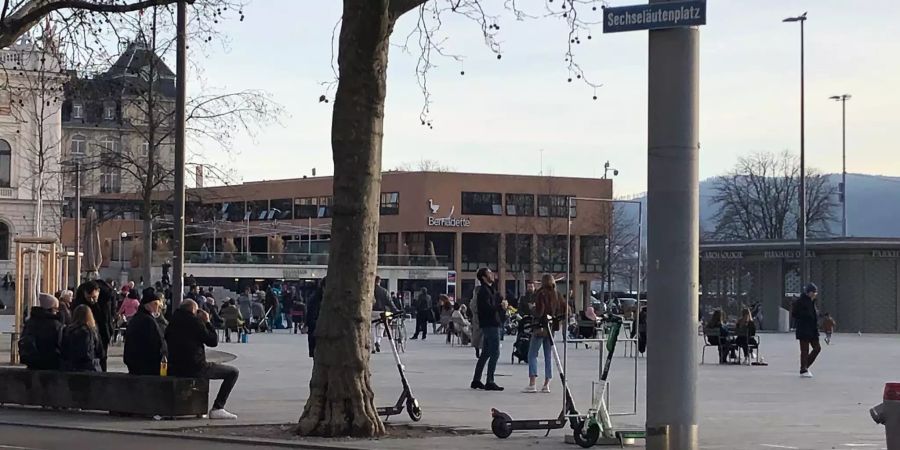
141, 287, 160, 305
39, 293, 59, 310
804, 283, 818, 294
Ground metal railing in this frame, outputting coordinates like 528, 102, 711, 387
182, 252, 451, 268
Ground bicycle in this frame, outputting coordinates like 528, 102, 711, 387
391, 313, 409, 353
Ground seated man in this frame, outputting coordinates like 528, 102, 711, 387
219, 299, 246, 343
19, 293, 64, 370
124, 288, 167, 375
250, 300, 268, 332
165, 300, 240, 420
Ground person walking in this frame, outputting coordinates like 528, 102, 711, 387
522, 274, 563, 394
822, 313, 836, 345
471, 268, 507, 391
124, 288, 167, 375
291, 290, 306, 334
306, 277, 325, 358
411, 287, 432, 340
371, 276, 393, 353
793, 283, 821, 378
61, 305, 104, 372
166, 299, 240, 419
19, 293, 64, 370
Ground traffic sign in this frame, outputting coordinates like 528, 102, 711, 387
603, 0, 706, 34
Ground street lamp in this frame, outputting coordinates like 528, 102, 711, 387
784, 12, 808, 286
602, 161, 619, 179
829, 94, 851, 237
119, 232, 127, 273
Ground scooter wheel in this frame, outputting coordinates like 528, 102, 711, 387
573, 419, 600, 448
407, 399, 422, 422
491, 412, 513, 439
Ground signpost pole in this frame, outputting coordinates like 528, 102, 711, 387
645, 4, 700, 450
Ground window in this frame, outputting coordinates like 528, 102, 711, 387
103, 103, 116, 120
0, 139, 10, 188
99, 165, 121, 193
222, 202, 245, 221
461, 233, 499, 272
537, 235, 569, 273
538, 195, 576, 218
100, 138, 119, 155
70, 137, 86, 156
580, 236, 607, 273
0, 221, 8, 260
72, 102, 84, 119
294, 197, 318, 219
461, 192, 502, 215
506, 193, 535, 216
505, 234, 532, 273
380, 192, 399, 215
270, 198, 293, 220
140, 143, 149, 156
378, 233, 398, 255
317, 196, 332, 218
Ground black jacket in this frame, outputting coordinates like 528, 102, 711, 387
73, 281, 115, 350
373, 285, 393, 312
476, 283, 505, 329
792, 293, 819, 341
20, 307, 63, 370
415, 293, 432, 312
165, 309, 218, 377
61, 324, 103, 372
306, 288, 323, 332
124, 307, 167, 376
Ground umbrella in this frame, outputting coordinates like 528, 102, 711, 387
82, 207, 103, 280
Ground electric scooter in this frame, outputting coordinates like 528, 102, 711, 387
490, 314, 580, 439
374, 311, 422, 422
572, 314, 645, 447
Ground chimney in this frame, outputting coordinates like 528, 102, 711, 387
312, 168, 317, 177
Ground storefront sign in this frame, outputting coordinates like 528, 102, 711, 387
447, 270, 457, 284
283, 268, 313, 279
427, 216, 471, 228
701, 251, 743, 260
764, 250, 816, 259
408, 269, 432, 279
872, 250, 900, 258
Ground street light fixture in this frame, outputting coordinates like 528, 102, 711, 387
119, 232, 127, 273
784, 12, 808, 286
829, 94, 851, 237
602, 161, 619, 179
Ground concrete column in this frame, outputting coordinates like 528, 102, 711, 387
498, 233, 507, 293
530, 234, 539, 280
454, 232, 462, 275
645, 21, 700, 450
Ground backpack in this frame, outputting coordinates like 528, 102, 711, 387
17, 333, 38, 365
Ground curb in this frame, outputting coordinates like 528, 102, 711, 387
0, 420, 367, 450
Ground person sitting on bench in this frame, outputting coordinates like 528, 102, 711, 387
124, 288, 167, 375
19, 293, 64, 370
165, 300, 240, 420
219, 299, 246, 342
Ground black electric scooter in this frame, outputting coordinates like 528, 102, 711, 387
374, 311, 422, 422
491, 315, 580, 438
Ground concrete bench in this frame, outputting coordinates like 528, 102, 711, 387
0, 367, 209, 417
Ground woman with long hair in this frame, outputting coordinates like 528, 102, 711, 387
523, 274, 564, 393
735, 308, 757, 364
705, 309, 731, 364
61, 305, 104, 372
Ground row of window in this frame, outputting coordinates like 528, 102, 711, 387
209, 192, 401, 222
71, 102, 116, 121
69, 136, 159, 158
461, 192, 577, 218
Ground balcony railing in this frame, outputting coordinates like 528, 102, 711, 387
183, 252, 451, 268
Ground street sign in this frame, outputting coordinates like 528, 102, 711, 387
603, 0, 706, 34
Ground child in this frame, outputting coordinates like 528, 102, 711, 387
822, 313, 836, 345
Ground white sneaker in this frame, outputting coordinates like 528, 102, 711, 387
209, 408, 238, 420
800, 371, 814, 379
540, 385, 552, 394
521, 385, 537, 393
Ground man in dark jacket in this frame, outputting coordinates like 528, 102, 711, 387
73, 280, 115, 371
19, 293, 64, 370
793, 283, 821, 378
471, 268, 507, 391
411, 287, 432, 340
166, 299, 239, 420
124, 288, 167, 376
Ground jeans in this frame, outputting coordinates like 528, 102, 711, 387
371, 311, 384, 346
473, 326, 501, 384
528, 335, 553, 379
203, 363, 240, 410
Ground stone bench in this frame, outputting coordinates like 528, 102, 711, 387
0, 367, 209, 417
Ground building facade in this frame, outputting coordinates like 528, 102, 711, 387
0, 35, 64, 283
61, 40, 175, 201
65, 171, 614, 305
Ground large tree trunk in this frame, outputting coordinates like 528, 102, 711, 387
297, 0, 393, 438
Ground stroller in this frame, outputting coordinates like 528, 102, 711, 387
512, 315, 533, 364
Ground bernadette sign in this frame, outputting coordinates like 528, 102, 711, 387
427, 216, 471, 227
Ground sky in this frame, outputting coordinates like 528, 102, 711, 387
187, 0, 900, 197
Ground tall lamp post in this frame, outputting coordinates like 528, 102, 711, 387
829, 94, 851, 237
602, 161, 618, 303
119, 231, 128, 276
784, 12, 808, 285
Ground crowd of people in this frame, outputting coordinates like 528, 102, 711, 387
17, 279, 241, 420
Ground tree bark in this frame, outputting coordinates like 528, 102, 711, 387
297, 0, 393, 438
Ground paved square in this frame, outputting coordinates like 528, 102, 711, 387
0, 315, 894, 449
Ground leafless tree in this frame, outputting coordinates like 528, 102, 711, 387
390, 158, 452, 172
711, 151, 838, 241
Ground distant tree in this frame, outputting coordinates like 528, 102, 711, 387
710, 151, 838, 241
391, 158, 452, 172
